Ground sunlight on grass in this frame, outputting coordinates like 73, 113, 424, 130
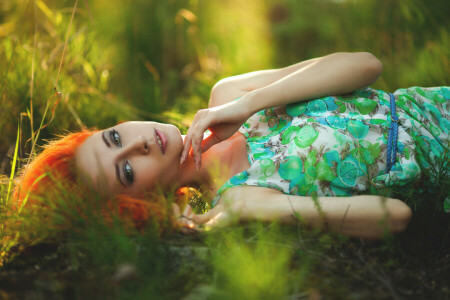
4, 124, 19, 206
0, 0, 449, 298
199, 0, 273, 74
208, 226, 292, 300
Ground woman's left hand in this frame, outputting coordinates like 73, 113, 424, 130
180, 100, 251, 169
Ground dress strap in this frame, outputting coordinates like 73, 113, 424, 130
386, 93, 399, 172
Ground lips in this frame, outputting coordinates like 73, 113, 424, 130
155, 129, 167, 154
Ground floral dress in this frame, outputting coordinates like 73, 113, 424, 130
212, 87, 450, 210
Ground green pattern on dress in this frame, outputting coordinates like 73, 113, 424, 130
212, 87, 450, 209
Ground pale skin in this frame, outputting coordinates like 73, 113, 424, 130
76, 52, 413, 240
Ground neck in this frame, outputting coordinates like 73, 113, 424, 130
177, 133, 249, 192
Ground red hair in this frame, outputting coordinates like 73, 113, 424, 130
13, 131, 96, 208
12, 131, 178, 233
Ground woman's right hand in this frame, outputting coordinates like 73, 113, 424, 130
180, 99, 252, 169
172, 202, 240, 233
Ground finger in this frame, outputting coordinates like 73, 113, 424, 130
180, 225, 199, 235
181, 113, 201, 164
204, 212, 229, 227
191, 121, 211, 169
181, 113, 203, 165
192, 141, 202, 171
180, 133, 193, 164
177, 214, 195, 228
180, 136, 190, 164
171, 203, 181, 218
182, 204, 193, 218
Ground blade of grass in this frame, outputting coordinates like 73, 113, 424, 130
29, 0, 38, 147
16, 0, 79, 201
18, 173, 47, 214
5, 123, 21, 206
83, 0, 94, 25
16, 90, 59, 201
54, 0, 79, 88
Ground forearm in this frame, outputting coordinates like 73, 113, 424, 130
209, 54, 333, 107
240, 52, 383, 115
238, 194, 410, 239
213, 57, 321, 93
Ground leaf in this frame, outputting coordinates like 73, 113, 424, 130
279, 156, 302, 180
355, 98, 377, 114
281, 126, 300, 145
347, 120, 369, 139
305, 166, 317, 185
306, 149, 317, 166
316, 161, 335, 181
286, 102, 307, 116
294, 125, 319, 148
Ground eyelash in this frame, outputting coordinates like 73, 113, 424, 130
110, 129, 122, 147
110, 129, 134, 185
123, 160, 134, 184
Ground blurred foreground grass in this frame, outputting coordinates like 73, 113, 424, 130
0, 0, 449, 299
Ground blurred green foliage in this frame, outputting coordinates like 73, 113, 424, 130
268, 0, 449, 90
0, 0, 449, 299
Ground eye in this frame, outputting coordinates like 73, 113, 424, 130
110, 129, 122, 147
123, 160, 134, 184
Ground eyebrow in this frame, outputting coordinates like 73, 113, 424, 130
115, 163, 126, 187
102, 131, 111, 148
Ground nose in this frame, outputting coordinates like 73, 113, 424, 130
118, 135, 150, 159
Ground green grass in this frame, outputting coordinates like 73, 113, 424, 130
0, 0, 449, 299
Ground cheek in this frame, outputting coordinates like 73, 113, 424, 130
132, 155, 180, 191
135, 161, 160, 185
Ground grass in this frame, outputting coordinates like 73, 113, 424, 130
0, 0, 449, 299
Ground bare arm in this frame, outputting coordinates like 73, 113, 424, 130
181, 52, 383, 168
193, 187, 412, 240
209, 56, 323, 107
209, 52, 382, 108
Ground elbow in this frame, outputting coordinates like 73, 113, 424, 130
357, 52, 383, 85
365, 52, 383, 78
209, 79, 228, 107
387, 199, 412, 234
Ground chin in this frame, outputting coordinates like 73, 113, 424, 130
167, 124, 184, 154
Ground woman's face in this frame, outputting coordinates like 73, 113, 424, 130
75, 121, 184, 196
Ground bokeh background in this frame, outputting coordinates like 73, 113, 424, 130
0, 0, 448, 174
0, 1, 449, 299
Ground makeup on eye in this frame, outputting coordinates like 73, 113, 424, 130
123, 160, 134, 184
76, 122, 184, 196
105, 129, 132, 187
110, 129, 122, 147
115, 163, 126, 187
114, 161, 134, 187
101, 130, 111, 148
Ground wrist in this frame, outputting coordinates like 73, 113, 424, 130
239, 90, 263, 116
